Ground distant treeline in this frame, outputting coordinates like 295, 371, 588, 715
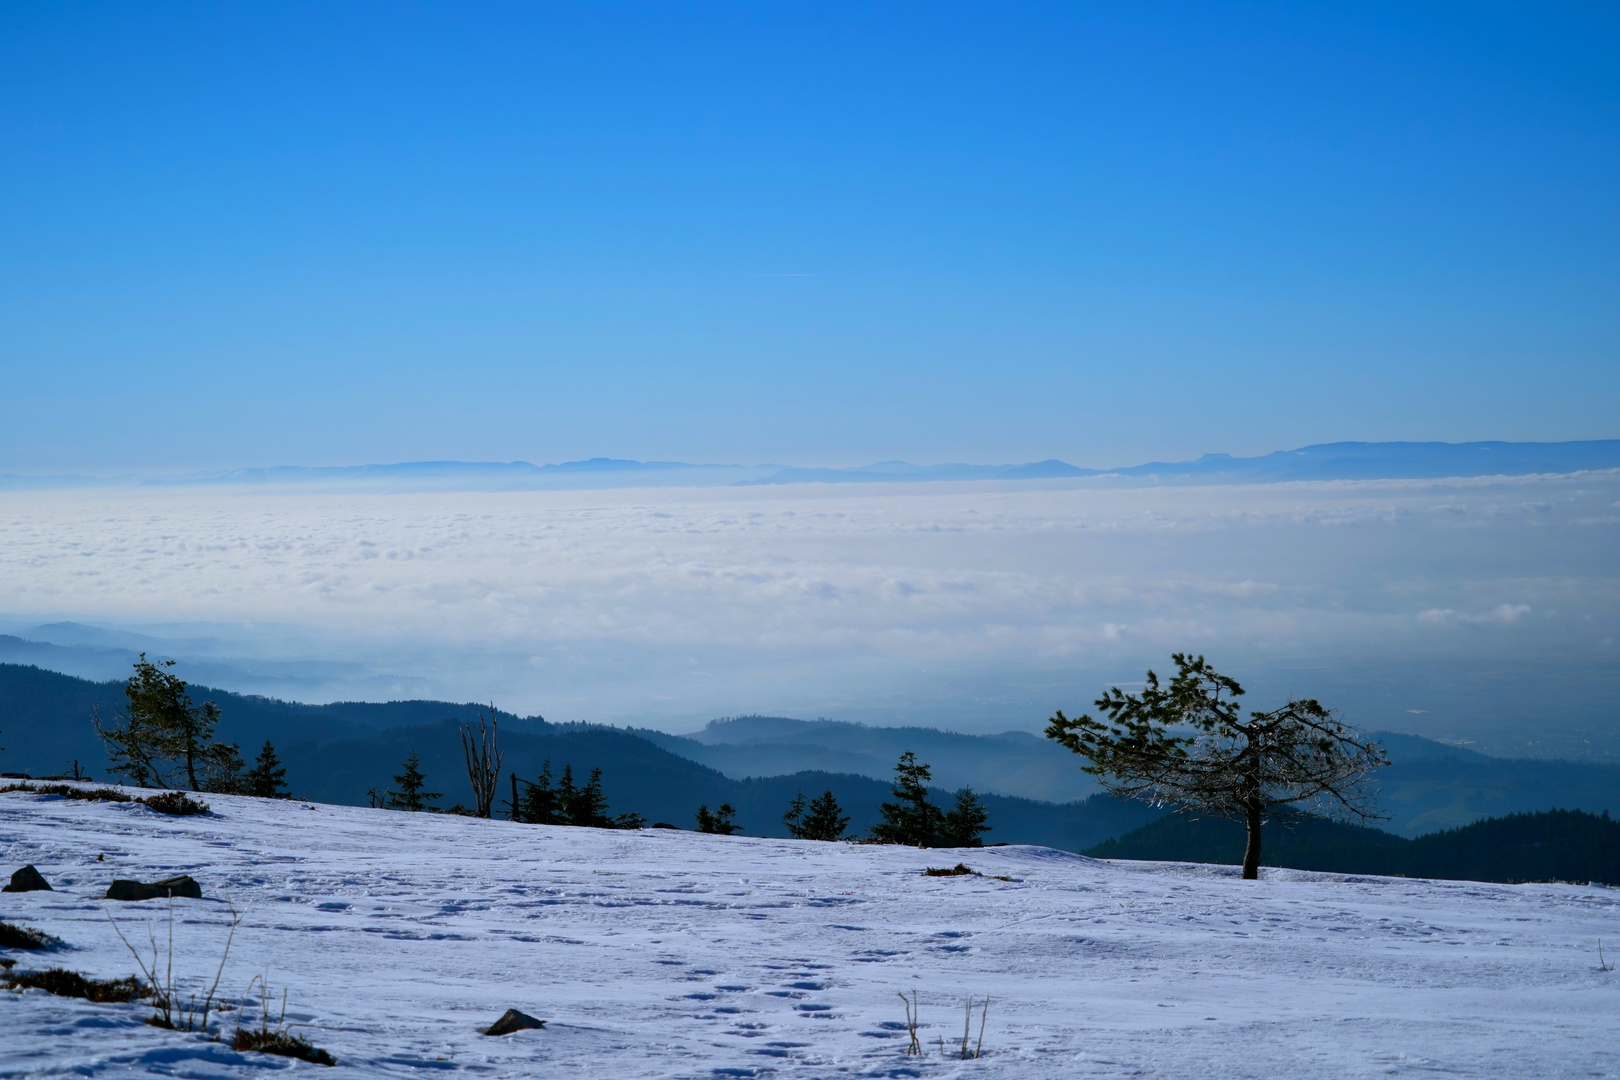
7, 661, 1620, 863
1089, 808, 1620, 885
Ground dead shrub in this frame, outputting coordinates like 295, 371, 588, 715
109, 898, 238, 1031
924, 863, 979, 877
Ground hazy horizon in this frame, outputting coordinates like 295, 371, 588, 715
4, 468, 1615, 760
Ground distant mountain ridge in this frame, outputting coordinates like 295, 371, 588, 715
4, 439, 1616, 492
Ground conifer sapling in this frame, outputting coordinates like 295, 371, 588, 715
387, 750, 442, 811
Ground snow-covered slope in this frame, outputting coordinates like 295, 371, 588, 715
2, 788, 1616, 1079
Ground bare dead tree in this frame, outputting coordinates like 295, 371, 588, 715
1046, 653, 1388, 879
460, 704, 504, 819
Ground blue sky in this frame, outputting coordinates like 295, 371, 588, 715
3, 2, 1617, 474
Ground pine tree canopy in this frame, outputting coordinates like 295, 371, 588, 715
870, 751, 946, 846
941, 787, 991, 847
93, 655, 229, 791
1046, 653, 1388, 879
800, 790, 850, 842
245, 740, 290, 798
696, 803, 741, 835
388, 750, 442, 811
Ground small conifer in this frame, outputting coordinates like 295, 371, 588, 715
800, 789, 850, 841
940, 786, 991, 847
520, 760, 561, 824
244, 740, 290, 798
695, 803, 741, 835
387, 750, 441, 811
783, 789, 808, 836
870, 751, 945, 846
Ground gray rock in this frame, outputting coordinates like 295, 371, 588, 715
483, 1008, 546, 1036
2, 865, 52, 893
104, 875, 203, 901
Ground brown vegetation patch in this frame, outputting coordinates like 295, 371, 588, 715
139, 791, 210, 816
0, 782, 209, 816
232, 1027, 337, 1065
924, 863, 979, 877
0, 921, 62, 950
4, 966, 148, 1003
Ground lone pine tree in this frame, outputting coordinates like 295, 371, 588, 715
1046, 653, 1388, 879
388, 750, 442, 811
244, 740, 290, 798
93, 655, 235, 791
870, 751, 946, 846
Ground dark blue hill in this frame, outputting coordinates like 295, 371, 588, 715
1088, 808, 1620, 884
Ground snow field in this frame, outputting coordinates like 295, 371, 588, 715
2, 787, 1618, 1079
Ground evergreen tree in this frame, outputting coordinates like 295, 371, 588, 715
695, 803, 741, 835
940, 787, 991, 847
568, 767, 612, 827
388, 750, 441, 811
519, 760, 561, 824
555, 764, 579, 818
202, 740, 247, 794
800, 789, 850, 841
93, 655, 226, 790
1047, 653, 1388, 879
870, 751, 944, 846
783, 790, 808, 836
612, 808, 647, 830
517, 761, 642, 829
174, 699, 224, 793
244, 740, 290, 798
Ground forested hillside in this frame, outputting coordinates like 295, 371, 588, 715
1088, 808, 1620, 884
0, 663, 1162, 850
5, 662, 1618, 851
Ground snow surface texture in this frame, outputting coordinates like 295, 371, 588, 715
2, 788, 1618, 1079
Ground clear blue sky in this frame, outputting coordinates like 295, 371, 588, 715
2, 2, 1616, 474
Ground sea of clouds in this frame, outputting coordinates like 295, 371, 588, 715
2, 472, 1616, 754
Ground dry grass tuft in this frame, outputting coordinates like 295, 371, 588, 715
231, 1026, 337, 1065
1, 782, 131, 803
924, 863, 979, 877
0, 921, 63, 951
0, 782, 210, 816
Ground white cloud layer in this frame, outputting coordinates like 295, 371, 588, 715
2, 473, 1617, 746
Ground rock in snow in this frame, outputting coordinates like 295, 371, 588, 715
483, 1008, 546, 1035
2, 864, 51, 892
0, 784, 1617, 1078
104, 875, 203, 901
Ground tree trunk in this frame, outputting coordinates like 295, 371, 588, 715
1241, 799, 1263, 879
